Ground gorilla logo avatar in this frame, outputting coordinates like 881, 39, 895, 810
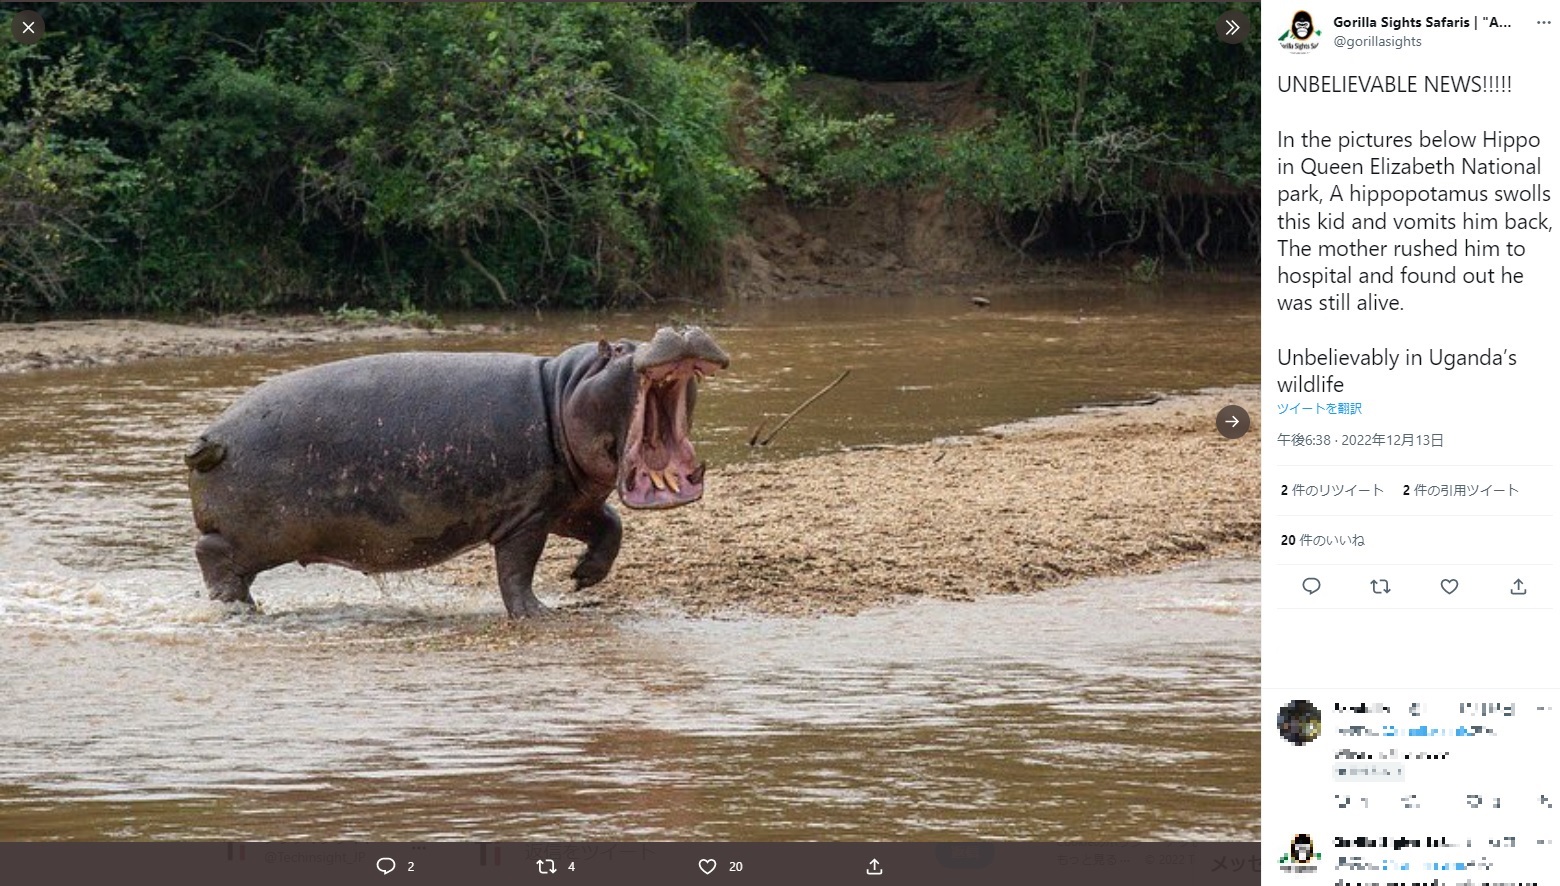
1291, 10, 1315, 40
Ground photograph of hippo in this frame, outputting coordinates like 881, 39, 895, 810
185, 327, 729, 618
0, 2, 1260, 846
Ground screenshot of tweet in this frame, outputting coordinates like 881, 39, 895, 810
1262, 4, 1556, 882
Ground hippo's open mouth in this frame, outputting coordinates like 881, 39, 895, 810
618, 331, 728, 509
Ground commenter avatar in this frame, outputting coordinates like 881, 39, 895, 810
1277, 699, 1322, 745
1278, 833, 1323, 872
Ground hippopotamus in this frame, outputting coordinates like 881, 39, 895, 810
184, 327, 729, 617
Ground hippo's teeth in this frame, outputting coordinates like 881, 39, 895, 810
689, 461, 707, 484
649, 470, 668, 491
665, 472, 682, 494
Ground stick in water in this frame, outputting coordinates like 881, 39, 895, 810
758, 369, 851, 447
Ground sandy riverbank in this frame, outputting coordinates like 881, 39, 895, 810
0, 316, 468, 374
2, 315, 1258, 621
438, 387, 1260, 618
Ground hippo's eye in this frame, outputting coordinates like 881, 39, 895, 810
611, 343, 629, 357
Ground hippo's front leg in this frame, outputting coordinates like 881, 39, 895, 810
493, 520, 552, 618
557, 504, 623, 592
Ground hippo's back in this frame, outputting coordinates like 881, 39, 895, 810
204, 352, 545, 449
187, 352, 563, 559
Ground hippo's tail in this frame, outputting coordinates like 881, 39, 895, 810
184, 436, 227, 473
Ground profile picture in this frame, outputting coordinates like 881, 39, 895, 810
1290, 833, 1315, 863
1277, 699, 1322, 745
1290, 10, 1315, 40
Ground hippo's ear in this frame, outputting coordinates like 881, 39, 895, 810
597, 340, 611, 360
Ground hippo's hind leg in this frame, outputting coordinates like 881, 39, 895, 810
493, 519, 551, 619
194, 532, 257, 606
557, 504, 622, 592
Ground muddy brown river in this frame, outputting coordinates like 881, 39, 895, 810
0, 284, 1259, 840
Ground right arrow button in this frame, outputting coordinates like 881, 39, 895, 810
1216, 404, 1251, 439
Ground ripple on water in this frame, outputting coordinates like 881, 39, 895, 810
0, 529, 501, 636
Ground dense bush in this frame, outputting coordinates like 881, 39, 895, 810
2, 4, 753, 312
1, 3, 1259, 314
0, 44, 135, 311
727, 3, 1261, 260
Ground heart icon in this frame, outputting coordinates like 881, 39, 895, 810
699, 859, 717, 875
1441, 579, 1458, 594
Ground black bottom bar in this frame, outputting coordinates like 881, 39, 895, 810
0, 842, 1258, 885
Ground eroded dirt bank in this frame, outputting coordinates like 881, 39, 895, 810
439, 387, 1260, 618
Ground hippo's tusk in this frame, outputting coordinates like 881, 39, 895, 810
649, 470, 668, 491
665, 472, 682, 494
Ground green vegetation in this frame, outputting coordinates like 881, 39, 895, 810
325, 301, 441, 330
715, 3, 1261, 259
1126, 256, 1163, 285
2, 3, 1258, 316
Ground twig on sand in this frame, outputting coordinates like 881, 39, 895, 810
754, 369, 851, 447
1076, 394, 1164, 410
